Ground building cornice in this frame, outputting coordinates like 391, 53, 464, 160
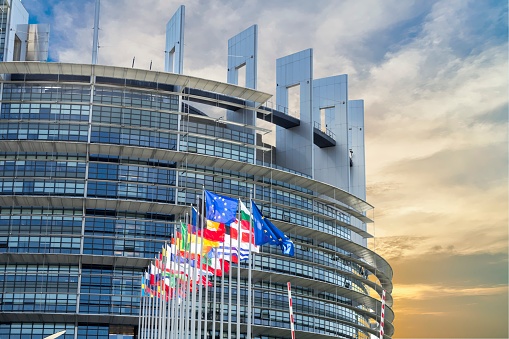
0, 61, 273, 104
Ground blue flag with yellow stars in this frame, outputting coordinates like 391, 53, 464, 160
251, 200, 295, 256
205, 190, 238, 225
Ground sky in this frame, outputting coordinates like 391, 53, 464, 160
20, 0, 508, 337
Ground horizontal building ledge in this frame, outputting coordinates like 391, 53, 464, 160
0, 140, 373, 216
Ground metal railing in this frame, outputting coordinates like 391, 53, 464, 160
314, 121, 336, 140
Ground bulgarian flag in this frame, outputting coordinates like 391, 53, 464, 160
231, 201, 258, 246
214, 200, 259, 263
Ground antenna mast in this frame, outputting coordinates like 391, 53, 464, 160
92, 0, 100, 64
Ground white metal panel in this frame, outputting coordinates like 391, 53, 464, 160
275, 49, 314, 177
165, 5, 185, 74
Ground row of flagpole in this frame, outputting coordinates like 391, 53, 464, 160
138, 189, 293, 338
137, 188, 387, 339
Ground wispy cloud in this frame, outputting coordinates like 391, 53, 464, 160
372, 236, 429, 260
395, 283, 508, 300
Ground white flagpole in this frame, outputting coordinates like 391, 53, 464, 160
153, 265, 158, 339
147, 267, 153, 339
162, 265, 166, 339
169, 240, 176, 339
197, 193, 205, 338
159, 279, 166, 338
190, 212, 199, 338
138, 276, 142, 339
379, 289, 387, 339
184, 213, 195, 338
179, 224, 186, 338
210, 273, 216, 338
163, 286, 168, 339
158, 252, 163, 339
287, 282, 295, 339
158, 248, 166, 338
179, 226, 185, 338
154, 261, 159, 339
209, 193, 218, 338
247, 192, 254, 339
179, 257, 186, 339
227, 212, 233, 339
161, 244, 168, 339
168, 243, 177, 339
171, 251, 176, 339
142, 291, 147, 339
165, 243, 175, 339
203, 262, 210, 338
138, 297, 147, 339
218, 195, 231, 339
139, 296, 143, 339
144, 271, 150, 339
152, 279, 156, 339
148, 283, 153, 339
164, 277, 169, 339
152, 281, 156, 338
177, 240, 186, 339
201, 191, 210, 338
139, 273, 144, 339
155, 259, 159, 338
236, 199, 242, 339
174, 229, 183, 339
155, 257, 161, 338
212, 250, 219, 338
139, 275, 144, 339
145, 276, 150, 339
183, 219, 191, 338
160, 269, 165, 339
219, 237, 226, 338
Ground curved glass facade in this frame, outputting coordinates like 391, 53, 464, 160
0, 64, 393, 339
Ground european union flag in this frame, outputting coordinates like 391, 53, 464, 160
251, 201, 295, 256
205, 190, 239, 225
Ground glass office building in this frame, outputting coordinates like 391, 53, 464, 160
0, 4, 393, 339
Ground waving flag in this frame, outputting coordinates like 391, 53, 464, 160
160, 243, 214, 287
192, 206, 204, 229
175, 223, 217, 258
190, 218, 226, 243
142, 270, 150, 296
205, 190, 238, 225
214, 200, 258, 262
227, 201, 256, 245
176, 223, 191, 251
149, 263, 157, 285
251, 200, 295, 256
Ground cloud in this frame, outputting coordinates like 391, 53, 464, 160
367, 139, 508, 256
358, 1, 508, 175
391, 251, 508, 292
363, 5, 509, 254
372, 236, 428, 260
391, 251, 509, 338
394, 285, 508, 338
395, 284, 508, 300
388, 143, 507, 190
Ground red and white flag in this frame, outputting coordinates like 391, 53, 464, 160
379, 289, 386, 339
